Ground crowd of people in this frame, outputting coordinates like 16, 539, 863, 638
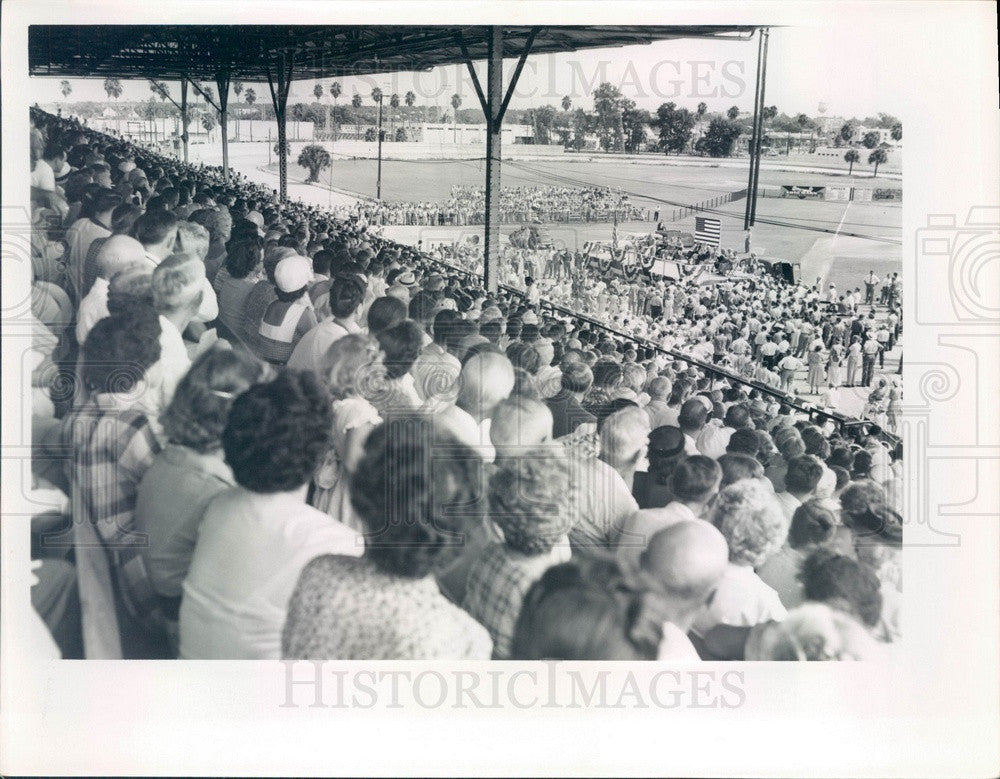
27, 107, 902, 662
430, 242, 903, 427
348, 184, 649, 227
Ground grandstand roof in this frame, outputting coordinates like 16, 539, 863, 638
29, 25, 757, 82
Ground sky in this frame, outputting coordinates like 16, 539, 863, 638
31, 25, 906, 120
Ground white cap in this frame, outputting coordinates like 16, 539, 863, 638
274, 255, 313, 293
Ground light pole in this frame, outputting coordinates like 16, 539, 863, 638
376, 93, 384, 200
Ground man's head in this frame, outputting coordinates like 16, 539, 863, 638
133, 209, 178, 259
600, 405, 651, 474
457, 351, 515, 422
328, 273, 367, 320
647, 376, 671, 402
784, 454, 825, 498
490, 396, 554, 462
560, 362, 593, 397
95, 234, 146, 281
151, 254, 205, 323
639, 521, 729, 629
678, 398, 708, 436
175, 221, 211, 262
670, 455, 722, 505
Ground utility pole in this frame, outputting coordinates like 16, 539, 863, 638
376, 93, 384, 200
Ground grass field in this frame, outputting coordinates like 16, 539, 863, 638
190, 140, 901, 290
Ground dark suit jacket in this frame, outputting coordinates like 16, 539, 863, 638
546, 389, 597, 439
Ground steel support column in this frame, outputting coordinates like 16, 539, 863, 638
180, 79, 189, 164
215, 68, 231, 182
483, 26, 504, 294
749, 27, 770, 226
266, 51, 295, 203
743, 28, 765, 231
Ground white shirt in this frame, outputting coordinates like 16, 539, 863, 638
691, 563, 787, 637
31, 158, 56, 192
154, 316, 191, 411
657, 621, 702, 662
286, 318, 361, 374
179, 488, 362, 659
618, 502, 700, 562
76, 277, 110, 345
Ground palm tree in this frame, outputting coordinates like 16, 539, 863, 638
351, 93, 363, 139
890, 123, 902, 142
389, 93, 399, 140
844, 149, 860, 175
726, 105, 740, 121
450, 93, 462, 143
232, 81, 243, 139
244, 87, 256, 141
868, 148, 888, 178
201, 112, 217, 143
561, 95, 571, 112
796, 113, 811, 150
371, 88, 383, 144
330, 81, 342, 138
60, 80, 72, 111
405, 90, 416, 136
103, 77, 123, 133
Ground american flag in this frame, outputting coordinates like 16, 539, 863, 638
694, 216, 722, 246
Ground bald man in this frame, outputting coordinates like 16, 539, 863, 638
638, 521, 729, 661
599, 405, 651, 491
434, 351, 515, 463
644, 376, 675, 429
76, 236, 146, 345
490, 396, 554, 464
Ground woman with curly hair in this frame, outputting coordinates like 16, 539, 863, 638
136, 346, 268, 627
691, 479, 790, 658
179, 370, 362, 659
282, 415, 492, 660
462, 448, 573, 659
311, 334, 383, 533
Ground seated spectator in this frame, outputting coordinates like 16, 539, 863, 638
757, 500, 838, 609
288, 272, 367, 374
179, 370, 361, 659
511, 554, 663, 661
775, 454, 825, 521
76, 233, 146, 346
135, 347, 265, 627
215, 236, 264, 343
149, 253, 205, 412
462, 449, 572, 659
637, 520, 729, 660
799, 549, 884, 636
620, 456, 722, 557
716, 452, 766, 487
282, 416, 492, 660
370, 319, 425, 415
598, 404, 651, 492
311, 334, 383, 534
631, 425, 686, 509
744, 603, 883, 661
545, 362, 597, 439
365, 294, 408, 336
62, 303, 165, 659
691, 479, 789, 658
258, 255, 318, 365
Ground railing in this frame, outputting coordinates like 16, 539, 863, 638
367, 207, 650, 227
659, 188, 747, 223
421, 253, 900, 448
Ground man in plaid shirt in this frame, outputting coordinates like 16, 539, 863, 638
61, 304, 164, 658
462, 448, 573, 659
